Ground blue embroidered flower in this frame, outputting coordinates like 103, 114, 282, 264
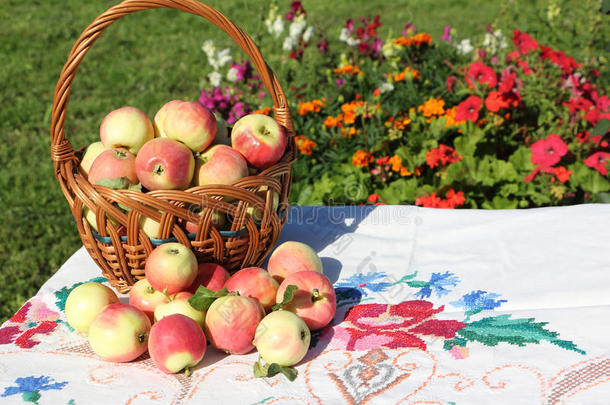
451, 290, 507, 312
334, 272, 393, 296
413, 271, 459, 299
2, 375, 68, 404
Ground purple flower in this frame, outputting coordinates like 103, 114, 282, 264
336, 78, 346, 87
345, 18, 354, 33
227, 60, 254, 83
372, 37, 383, 54
199, 86, 250, 123
228, 101, 252, 124
441, 25, 452, 42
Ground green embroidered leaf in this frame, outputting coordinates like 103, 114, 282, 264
272, 285, 298, 311
406, 280, 429, 288
392, 271, 418, 285
458, 314, 585, 355
443, 336, 468, 350
188, 286, 229, 311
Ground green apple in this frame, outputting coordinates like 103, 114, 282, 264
79, 141, 107, 177
253, 310, 310, 367
65, 282, 119, 333
154, 292, 205, 327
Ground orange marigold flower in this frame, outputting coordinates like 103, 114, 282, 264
418, 98, 445, 118
324, 114, 344, 129
388, 155, 402, 172
352, 150, 373, 167
333, 64, 361, 75
295, 135, 317, 155
400, 167, 411, 176
394, 66, 420, 82
341, 100, 365, 125
442, 106, 464, 128
394, 32, 432, 47
253, 106, 271, 115
297, 99, 326, 115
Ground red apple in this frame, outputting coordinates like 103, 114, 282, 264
253, 310, 310, 367
189, 263, 231, 293
231, 114, 287, 169
88, 148, 138, 185
224, 267, 279, 312
154, 100, 184, 138
192, 145, 249, 186
276, 271, 336, 330
164, 101, 216, 153
204, 295, 264, 354
128, 278, 169, 321
88, 303, 151, 362
145, 242, 198, 295
268, 241, 323, 283
100, 106, 154, 154
148, 314, 207, 374
135, 138, 195, 190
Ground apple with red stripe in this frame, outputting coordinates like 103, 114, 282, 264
88, 303, 151, 362
224, 267, 279, 312
135, 138, 195, 190
145, 243, 198, 295
231, 114, 287, 169
100, 106, 154, 154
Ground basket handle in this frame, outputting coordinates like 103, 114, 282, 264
50, 0, 294, 167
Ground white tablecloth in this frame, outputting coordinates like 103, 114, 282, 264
1, 204, 609, 404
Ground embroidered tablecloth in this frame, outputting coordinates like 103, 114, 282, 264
1, 204, 609, 404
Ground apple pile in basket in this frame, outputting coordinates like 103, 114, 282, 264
80, 101, 286, 236
66, 241, 333, 380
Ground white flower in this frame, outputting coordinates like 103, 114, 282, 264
227, 66, 238, 82
202, 40, 216, 58
346, 37, 360, 47
289, 19, 307, 39
456, 39, 473, 55
379, 82, 394, 94
339, 28, 350, 42
208, 71, 222, 87
482, 30, 507, 54
283, 36, 297, 51
303, 26, 315, 43
272, 17, 285, 38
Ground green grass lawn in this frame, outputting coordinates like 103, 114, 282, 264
0, 0, 605, 323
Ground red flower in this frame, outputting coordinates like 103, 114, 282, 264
583, 108, 610, 126
446, 75, 457, 93
425, 144, 462, 168
415, 193, 442, 208
530, 134, 569, 167
585, 152, 610, 175
518, 60, 533, 75
553, 166, 572, 183
565, 97, 594, 114
446, 189, 466, 206
368, 193, 381, 203
506, 50, 520, 63
512, 30, 538, 54
485, 91, 510, 112
498, 70, 517, 94
540, 46, 579, 74
339, 301, 465, 351
465, 62, 497, 89
456, 96, 482, 122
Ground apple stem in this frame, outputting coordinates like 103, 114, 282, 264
312, 288, 322, 302
153, 164, 164, 176
146, 286, 155, 294
114, 149, 128, 159
162, 288, 173, 302
184, 367, 191, 377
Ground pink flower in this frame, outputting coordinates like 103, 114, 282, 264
530, 134, 569, 167
455, 96, 482, 122
441, 25, 452, 42
585, 152, 610, 175
446, 75, 457, 92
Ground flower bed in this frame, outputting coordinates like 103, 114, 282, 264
199, 1, 609, 208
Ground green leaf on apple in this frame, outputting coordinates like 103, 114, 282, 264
253, 361, 266, 378
188, 286, 229, 311
279, 366, 298, 381
271, 284, 298, 311
252, 359, 298, 381
95, 177, 132, 190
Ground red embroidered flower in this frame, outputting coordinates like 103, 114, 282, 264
553, 166, 572, 183
585, 152, 610, 175
465, 62, 497, 89
512, 30, 538, 54
455, 96, 482, 122
530, 134, 569, 167
336, 301, 465, 351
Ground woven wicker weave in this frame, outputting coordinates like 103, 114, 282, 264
50, 0, 296, 293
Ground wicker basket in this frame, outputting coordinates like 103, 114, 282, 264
50, 0, 296, 293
